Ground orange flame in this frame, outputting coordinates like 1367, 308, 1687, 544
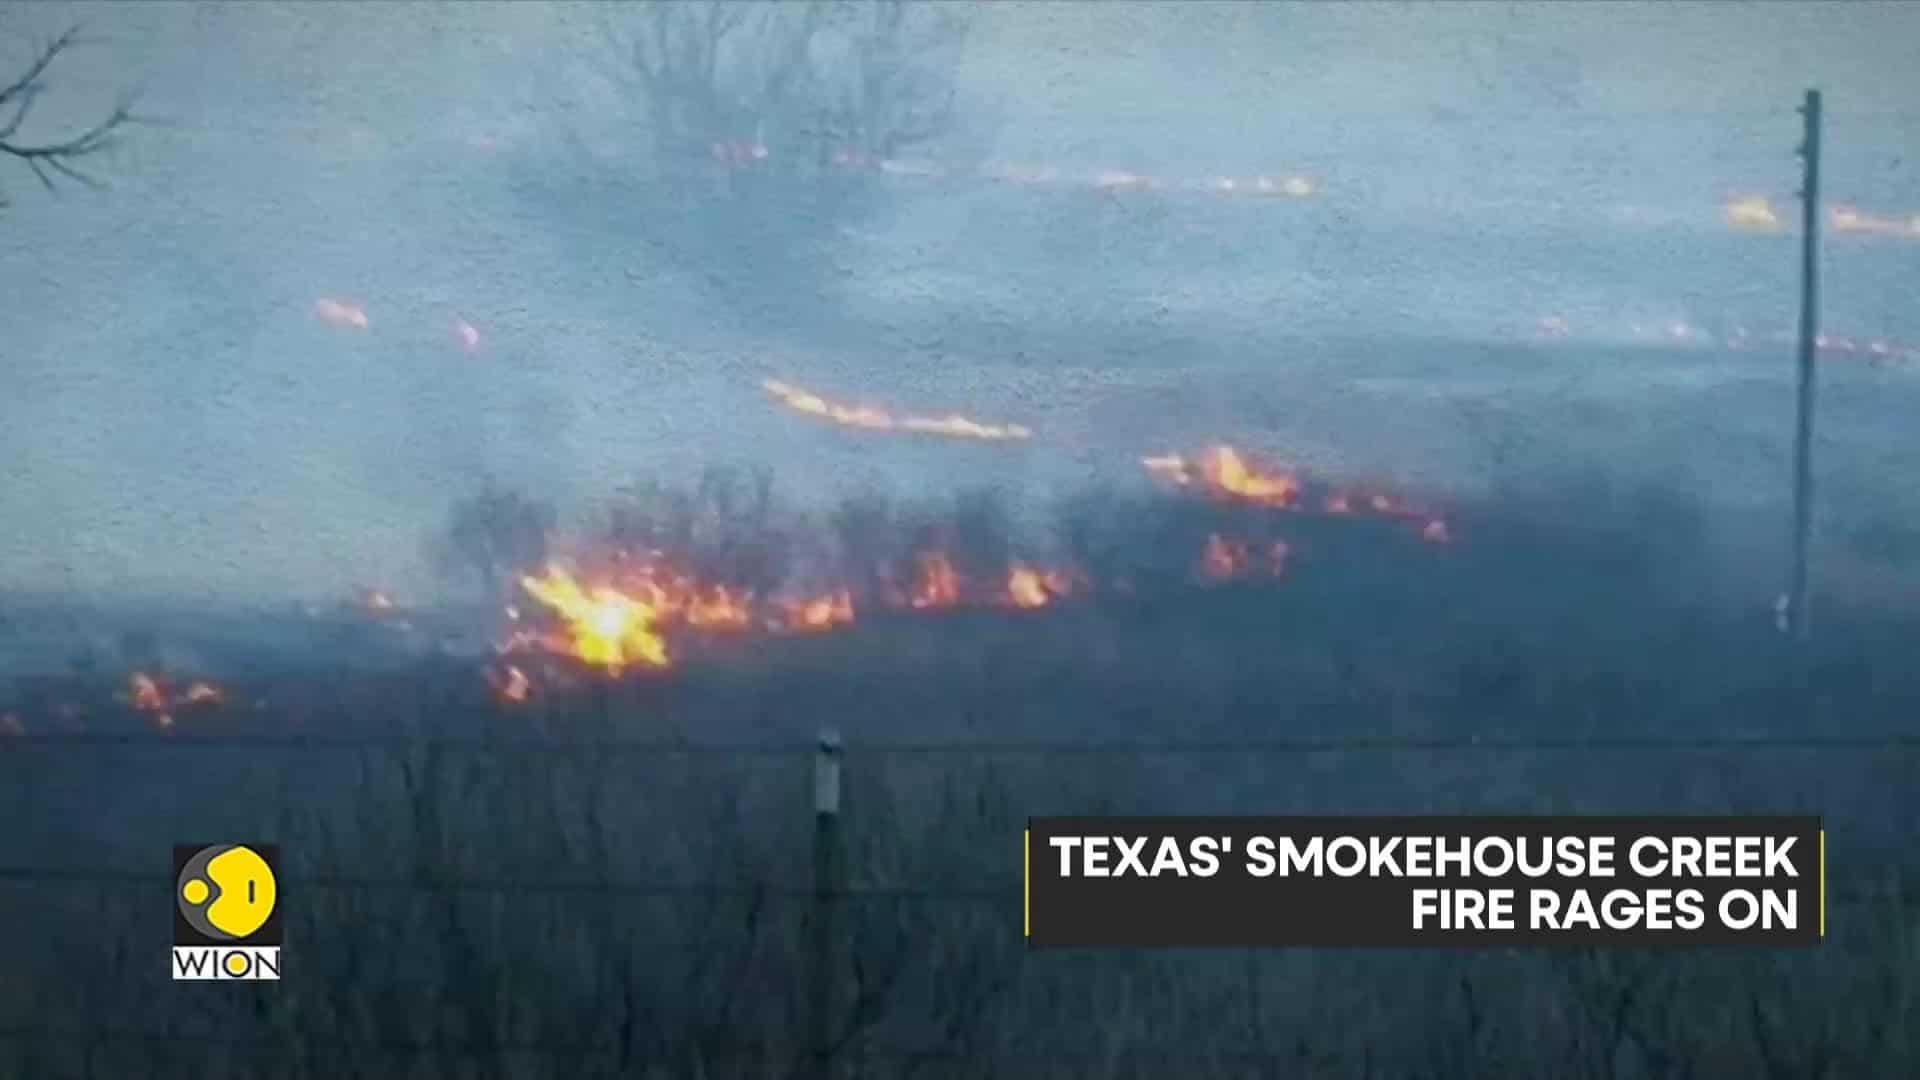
1146, 447, 1300, 507
910, 552, 961, 609
517, 566, 671, 674
124, 672, 227, 730
775, 589, 856, 632
488, 664, 531, 704
1200, 534, 1287, 582
762, 379, 1032, 442
1006, 564, 1074, 609
683, 586, 755, 632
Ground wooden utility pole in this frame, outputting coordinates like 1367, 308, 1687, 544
1788, 89, 1821, 641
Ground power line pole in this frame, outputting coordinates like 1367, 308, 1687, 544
1788, 89, 1821, 642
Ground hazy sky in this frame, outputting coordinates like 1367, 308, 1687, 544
2, 2, 1916, 605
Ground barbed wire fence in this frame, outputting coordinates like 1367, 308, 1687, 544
2, 727, 1916, 1077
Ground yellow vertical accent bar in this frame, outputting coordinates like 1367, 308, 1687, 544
1819, 830, 1825, 938
1023, 830, 1030, 937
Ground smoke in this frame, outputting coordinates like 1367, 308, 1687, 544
2, 2, 1919, 606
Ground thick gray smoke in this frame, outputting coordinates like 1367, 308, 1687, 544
1, 1, 1918, 611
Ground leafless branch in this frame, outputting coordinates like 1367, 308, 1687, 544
0, 24, 143, 206
607, 0, 961, 173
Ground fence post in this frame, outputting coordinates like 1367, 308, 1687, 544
807, 728, 843, 1079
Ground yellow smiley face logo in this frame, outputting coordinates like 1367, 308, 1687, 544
177, 845, 277, 941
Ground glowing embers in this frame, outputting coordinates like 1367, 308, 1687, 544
1200, 534, 1289, 583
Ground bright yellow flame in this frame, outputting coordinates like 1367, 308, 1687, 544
518, 567, 671, 673
1201, 447, 1299, 507
1007, 566, 1051, 609
1144, 448, 1299, 507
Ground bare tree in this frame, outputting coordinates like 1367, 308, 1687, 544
593, 0, 975, 322
0, 24, 141, 208
429, 486, 558, 601
613, 1, 965, 179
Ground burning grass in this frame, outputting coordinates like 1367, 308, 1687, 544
761, 378, 1034, 442
1145, 445, 1451, 544
488, 474, 1325, 686
1, 471, 1917, 1077
119, 671, 226, 731
467, 450, 1451, 691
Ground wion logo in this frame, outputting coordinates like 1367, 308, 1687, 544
172, 843, 281, 981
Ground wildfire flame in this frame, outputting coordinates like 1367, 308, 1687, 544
1828, 204, 1918, 238
517, 566, 672, 674
774, 589, 856, 632
181, 681, 224, 705
504, 544, 1094, 674
762, 379, 1032, 442
487, 664, 531, 704
1007, 566, 1050, 608
910, 552, 962, 609
124, 672, 226, 730
129, 672, 165, 713
1147, 445, 1452, 537
1200, 534, 1288, 582
315, 298, 369, 330
1006, 564, 1076, 609
683, 585, 755, 632
491, 441, 1460, 684
1145, 447, 1300, 507
1724, 195, 1781, 231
